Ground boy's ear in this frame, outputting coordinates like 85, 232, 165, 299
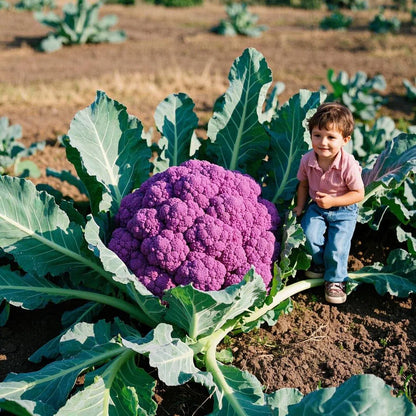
343, 135, 351, 144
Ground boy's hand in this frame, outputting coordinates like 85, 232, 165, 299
293, 206, 303, 216
315, 191, 334, 209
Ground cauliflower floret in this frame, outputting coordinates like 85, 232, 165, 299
108, 159, 281, 297
108, 228, 140, 264
127, 208, 162, 239
141, 229, 189, 273
175, 252, 226, 291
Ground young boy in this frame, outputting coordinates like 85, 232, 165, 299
294, 102, 365, 304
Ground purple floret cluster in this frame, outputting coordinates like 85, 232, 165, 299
109, 159, 281, 297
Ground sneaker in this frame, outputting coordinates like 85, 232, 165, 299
325, 282, 347, 304
305, 263, 325, 278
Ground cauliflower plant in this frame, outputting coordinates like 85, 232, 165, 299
109, 159, 281, 297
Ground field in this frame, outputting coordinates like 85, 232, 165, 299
0, 1, 415, 415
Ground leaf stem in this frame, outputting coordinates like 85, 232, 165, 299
204, 327, 247, 416
200, 278, 324, 415
242, 278, 324, 327
6, 284, 149, 323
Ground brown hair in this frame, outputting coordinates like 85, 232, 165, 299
308, 102, 354, 137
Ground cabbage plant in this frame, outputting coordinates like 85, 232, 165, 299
0, 48, 415, 415
211, 3, 268, 37
404, 78, 416, 102
34, 0, 126, 52
323, 68, 386, 121
369, 8, 401, 33
319, 11, 353, 30
0, 117, 44, 177
14, 0, 55, 11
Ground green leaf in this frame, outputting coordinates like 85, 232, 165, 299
0, 399, 55, 416
66, 91, 151, 215
84, 215, 165, 326
263, 89, 326, 204
285, 374, 416, 415
349, 249, 416, 297
122, 323, 200, 386
0, 176, 101, 279
39, 34, 64, 52
46, 168, 88, 196
0, 300, 10, 326
397, 226, 416, 256
0, 321, 127, 412
59, 320, 114, 358
30, 303, 104, 363
0, 266, 145, 326
163, 270, 266, 339
14, 160, 41, 178
208, 363, 274, 415
362, 134, 416, 199
265, 388, 303, 414
274, 211, 309, 288
0, 343, 124, 412
359, 134, 416, 227
0, 267, 69, 309
206, 47, 272, 172
154, 93, 199, 167
56, 352, 157, 416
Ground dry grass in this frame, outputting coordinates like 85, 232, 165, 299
0, 66, 227, 110
0, 64, 229, 133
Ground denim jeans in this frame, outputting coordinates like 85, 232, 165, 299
301, 202, 358, 283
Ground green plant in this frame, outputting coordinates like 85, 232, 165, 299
157, 0, 203, 6
349, 116, 401, 161
264, 0, 291, 5
322, 69, 387, 121
34, 0, 126, 52
0, 0, 9, 9
358, 134, 416, 246
324, 0, 367, 9
369, 8, 401, 33
0, 48, 415, 415
346, 116, 415, 247
104, 0, 135, 5
319, 11, 352, 30
15, 0, 54, 11
398, 367, 415, 403
0, 117, 44, 178
404, 78, 416, 102
211, 3, 268, 37
299, 0, 322, 10
379, 337, 388, 347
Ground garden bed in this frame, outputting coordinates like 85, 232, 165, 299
0, 2, 415, 414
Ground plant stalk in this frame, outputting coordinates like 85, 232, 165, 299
8, 284, 150, 324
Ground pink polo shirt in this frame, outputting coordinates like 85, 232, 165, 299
297, 148, 364, 201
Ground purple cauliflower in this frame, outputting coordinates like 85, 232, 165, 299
108, 159, 281, 297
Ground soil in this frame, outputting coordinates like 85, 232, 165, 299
0, 1, 415, 415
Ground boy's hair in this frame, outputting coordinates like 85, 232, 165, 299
308, 102, 354, 137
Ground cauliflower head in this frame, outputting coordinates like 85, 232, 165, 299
109, 159, 280, 297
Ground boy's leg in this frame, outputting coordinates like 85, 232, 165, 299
324, 207, 357, 284
301, 203, 327, 268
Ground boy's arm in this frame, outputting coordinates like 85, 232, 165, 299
315, 188, 365, 209
294, 179, 309, 216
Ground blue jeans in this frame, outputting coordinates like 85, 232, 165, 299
301, 202, 358, 283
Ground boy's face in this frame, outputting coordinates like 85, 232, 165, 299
311, 124, 350, 163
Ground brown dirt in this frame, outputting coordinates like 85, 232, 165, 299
0, 2, 415, 415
